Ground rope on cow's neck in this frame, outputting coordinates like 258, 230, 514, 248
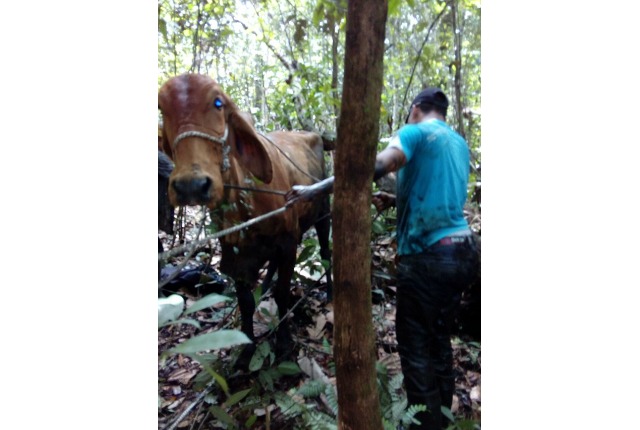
223, 183, 287, 196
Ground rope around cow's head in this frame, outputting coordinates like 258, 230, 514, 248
172, 126, 231, 171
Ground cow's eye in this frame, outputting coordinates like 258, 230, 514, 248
213, 98, 224, 110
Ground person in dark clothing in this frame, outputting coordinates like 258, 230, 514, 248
286, 88, 479, 429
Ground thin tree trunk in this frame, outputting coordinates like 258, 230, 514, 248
451, 0, 465, 138
330, 12, 340, 132
333, 1, 387, 429
172, 0, 178, 76
191, 0, 202, 73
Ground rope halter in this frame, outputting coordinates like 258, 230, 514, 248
172, 125, 231, 171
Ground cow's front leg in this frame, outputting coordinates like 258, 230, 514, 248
235, 279, 256, 340
221, 244, 260, 370
273, 236, 297, 360
233, 278, 257, 371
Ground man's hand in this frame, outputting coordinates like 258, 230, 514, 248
286, 178, 335, 207
286, 184, 317, 206
372, 191, 396, 212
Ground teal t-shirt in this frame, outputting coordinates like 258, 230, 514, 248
390, 118, 470, 255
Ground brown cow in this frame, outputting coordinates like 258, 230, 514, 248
158, 73, 332, 364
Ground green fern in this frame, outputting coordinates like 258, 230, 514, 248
401, 404, 428, 427
303, 411, 338, 430
389, 372, 404, 391
324, 383, 339, 416
297, 380, 327, 398
275, 391, 338, 430
382, 417, 396, 430
274, 392, 306, 419
391, 396, 408, 423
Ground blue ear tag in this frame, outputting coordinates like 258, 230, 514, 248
214, 98, 223, 110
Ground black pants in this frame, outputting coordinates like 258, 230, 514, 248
396, 235, 480, 430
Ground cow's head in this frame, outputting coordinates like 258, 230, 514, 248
158, 74, 273, 208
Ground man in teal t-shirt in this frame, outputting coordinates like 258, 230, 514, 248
286, 88, 479, 430
389, 112, 471, 255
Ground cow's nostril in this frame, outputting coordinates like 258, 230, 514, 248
199, 177, 212, 195
172, 177, 212, 205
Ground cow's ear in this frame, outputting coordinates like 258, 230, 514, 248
229, 110, 273, 184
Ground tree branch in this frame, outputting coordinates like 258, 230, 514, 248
400, 6, 448, 114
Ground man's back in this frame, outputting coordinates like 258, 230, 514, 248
393, 118, 470, 255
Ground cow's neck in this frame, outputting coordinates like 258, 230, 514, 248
216, 158, 257, 244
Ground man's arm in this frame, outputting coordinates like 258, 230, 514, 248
374, 145, 406, 181
286, 145, 406, 205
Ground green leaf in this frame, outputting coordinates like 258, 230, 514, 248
169, 330, 251, 354
322, 337, 332, 354
312, 6, 324, 27
277, 361, 302, 376
186, 354, 230, 395
435, 1, 447, 14
388, 0, 402, 16
296, 244, 317, 264
372, 218, 386, 235
225, 388, 252, 408
158, 294, 184, 326
253, 284, 263, 306
209, 405, 236, 427
245, 414, 258, 428
441, 406, 455, 423
185, 293, 231, 315
258, 368, 274, 391
158, 18, 167, 40
207, 367, 230, 395
249, 341, 272, 372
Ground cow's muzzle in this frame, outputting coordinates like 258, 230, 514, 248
172, 176, 213, 206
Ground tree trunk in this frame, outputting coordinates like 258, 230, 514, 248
450, 0, 465, 138
330, 12, 340, 132
333, 1, 387, 429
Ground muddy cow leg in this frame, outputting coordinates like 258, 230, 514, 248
221, 244, 261, 369
273, 235, 297, 359
261, 257, 279, 295
233, 280, 258, 370
235, 279, 257, 340
315, 196, 333, 301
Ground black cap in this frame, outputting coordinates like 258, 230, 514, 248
405, 88, 449, 123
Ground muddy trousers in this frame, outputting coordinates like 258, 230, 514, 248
396, 237, 479, 430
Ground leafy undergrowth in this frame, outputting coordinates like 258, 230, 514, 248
158, 207, 481, 430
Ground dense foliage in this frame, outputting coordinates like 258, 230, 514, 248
158, 0, 481, 174
158, 2, 481, 427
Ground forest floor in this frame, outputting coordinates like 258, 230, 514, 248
158, 207, 481, 430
